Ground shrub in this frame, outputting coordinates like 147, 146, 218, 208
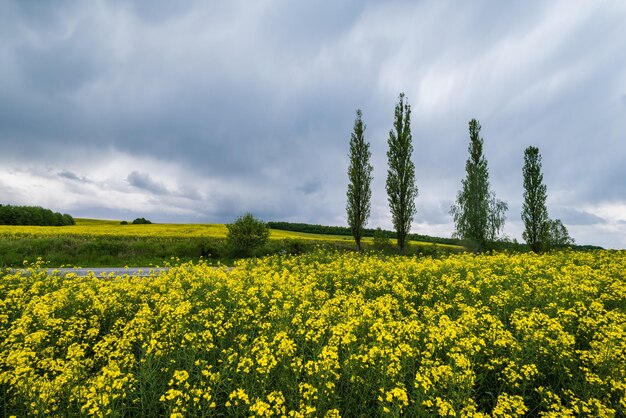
132, 217, 152, 224
120, 221, 128, 225
226, 213, 270, 257
372, 227, 391, 250
198, 239, 228, 259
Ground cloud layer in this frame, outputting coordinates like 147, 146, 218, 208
1, 0, 625, 248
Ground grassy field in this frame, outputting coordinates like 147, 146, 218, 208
1, 250, 624, 416
0, 219, 463, 267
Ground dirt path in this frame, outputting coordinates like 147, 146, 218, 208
7, 266, 234, 277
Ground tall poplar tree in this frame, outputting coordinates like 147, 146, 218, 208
346, 109, 373, 251
521, 146, 549, 252
450, 119, 507, 250
386, 93, 418, 252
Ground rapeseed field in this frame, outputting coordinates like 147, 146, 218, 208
0, 218, 462, 249
1, 250, 624, 417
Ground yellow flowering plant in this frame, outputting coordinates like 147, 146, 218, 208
0, 250, 624, 416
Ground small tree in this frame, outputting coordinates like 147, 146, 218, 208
347, 109, 373, 251
386, 93, 418, 252
522, 146, 549, 252
450, 119, 507, 250
544, 218, 575, 248
226, 213, 270, 257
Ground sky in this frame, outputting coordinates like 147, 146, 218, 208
1, 1, 625, 249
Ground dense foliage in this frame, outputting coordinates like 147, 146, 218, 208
0, 204, 74, 226
346, 109, 373, 251
544, 219, 575, 248
226, 213, 271, 256
386, 93, 418, 251
450, 119, 507, 250
372, 227, 391, 250
268, 222, 357, 236
132, 217, 152, 224
1, 250, 624, 416
521, 146, 549, 252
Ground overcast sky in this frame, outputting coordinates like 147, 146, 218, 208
1, 1, 625, 248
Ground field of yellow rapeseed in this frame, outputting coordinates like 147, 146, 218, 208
1, 250, 625, 417
0, 218, 462, 249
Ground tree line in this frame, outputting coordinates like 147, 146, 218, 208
347, 93, 574, 253
266, 221, 462, 246
0, 204, 75, 226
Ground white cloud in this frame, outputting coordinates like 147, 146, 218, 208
582, 201, 626, 224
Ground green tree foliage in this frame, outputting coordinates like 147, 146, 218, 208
267, 222, 353, 236
372, 227, 391, 250
544, 218, 575, 248
386, 93, 418, 252
346, 109, 373, 251
450, 119, 507, 250
520, 146, 575, 251
0, 204, 75, 226
522, 146, 549, 252
132, 217, 152, 224
266, 221, 461, 246
226, 213, 270, 257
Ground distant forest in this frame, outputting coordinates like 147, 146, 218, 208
267, 221, 462, 246
0, 205, 75, 226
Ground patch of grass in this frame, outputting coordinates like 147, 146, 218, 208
0, 236, 224, 267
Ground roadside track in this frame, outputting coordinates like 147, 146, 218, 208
5, 266, 234, 277
6, 267, 169, 277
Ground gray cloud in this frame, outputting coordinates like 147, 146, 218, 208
126, 171, 169, 195
554, 208, 605, 226
1, 1, 626, 248
58, 170, 91, 183
297, 179, 323, 196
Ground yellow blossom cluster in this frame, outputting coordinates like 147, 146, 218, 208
1, 250, 625, 416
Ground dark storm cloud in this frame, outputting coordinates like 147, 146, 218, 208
1, 0, 626, 248
0, 0, 366, 175
127, 171, 169, 195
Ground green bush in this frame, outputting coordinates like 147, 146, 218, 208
132, 217, 152, 224
226, 213, 270, 257
198, 239, 228, 259
372, 227, 391, 250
